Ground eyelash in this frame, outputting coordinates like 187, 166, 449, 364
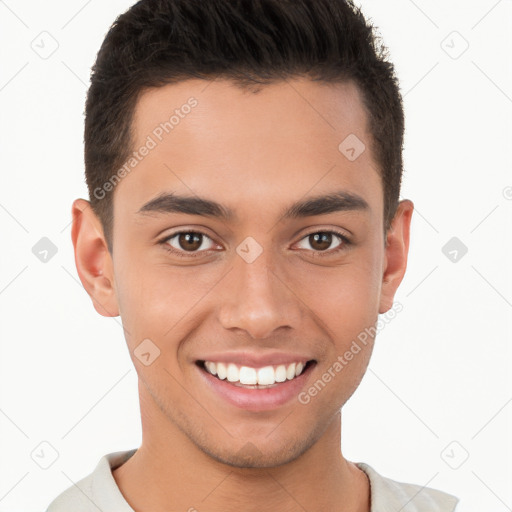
158, 229, 352, 259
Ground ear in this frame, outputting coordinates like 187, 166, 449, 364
379, 199, 414, 314
71, 198, 119, 317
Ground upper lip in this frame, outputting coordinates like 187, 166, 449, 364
196, 351, 315, 368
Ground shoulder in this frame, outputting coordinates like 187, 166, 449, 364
356, 462, 459, 512
45, 449, 137, 512
45, 471, 97, 512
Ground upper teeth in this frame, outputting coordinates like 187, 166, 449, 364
203, 361, 306, 385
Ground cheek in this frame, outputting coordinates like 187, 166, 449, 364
113, 252, 220, 349
289, 255, 382, 338
293, 262, 381, 409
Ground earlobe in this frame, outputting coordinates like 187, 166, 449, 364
71, 198, 119, 317
378, 199, 414, 314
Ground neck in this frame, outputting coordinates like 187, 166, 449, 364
113, 385, 370, 512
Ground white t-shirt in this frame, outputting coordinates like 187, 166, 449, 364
46, 449, 459, 511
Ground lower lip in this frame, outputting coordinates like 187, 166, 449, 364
196, 362, 316, 412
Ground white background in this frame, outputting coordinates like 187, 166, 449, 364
0, 1, 511, 511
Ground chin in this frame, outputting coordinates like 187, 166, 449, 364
196, 433, 315, 469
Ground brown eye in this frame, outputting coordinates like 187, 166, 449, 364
164, 231, 216, 253
295, 231, 345, 253
177, 232, 203, 251
309, 232, 333, 251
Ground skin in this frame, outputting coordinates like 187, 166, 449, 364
71, 77, 413, 512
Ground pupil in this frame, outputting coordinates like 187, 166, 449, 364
311, 232, 331, 251
179, 232, 202, 251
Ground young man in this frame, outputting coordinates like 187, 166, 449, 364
47, 0, 459, 510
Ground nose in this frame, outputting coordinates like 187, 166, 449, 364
217, 245, 303, 340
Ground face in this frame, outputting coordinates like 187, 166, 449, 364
73, 78, 412, 468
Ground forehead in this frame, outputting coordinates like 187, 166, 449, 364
115, 77, 381, 223
132, 77, 370, 149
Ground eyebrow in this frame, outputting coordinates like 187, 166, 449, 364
137, 190, 369, 221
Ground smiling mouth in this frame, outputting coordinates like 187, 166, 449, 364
196, 360, 316, 389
